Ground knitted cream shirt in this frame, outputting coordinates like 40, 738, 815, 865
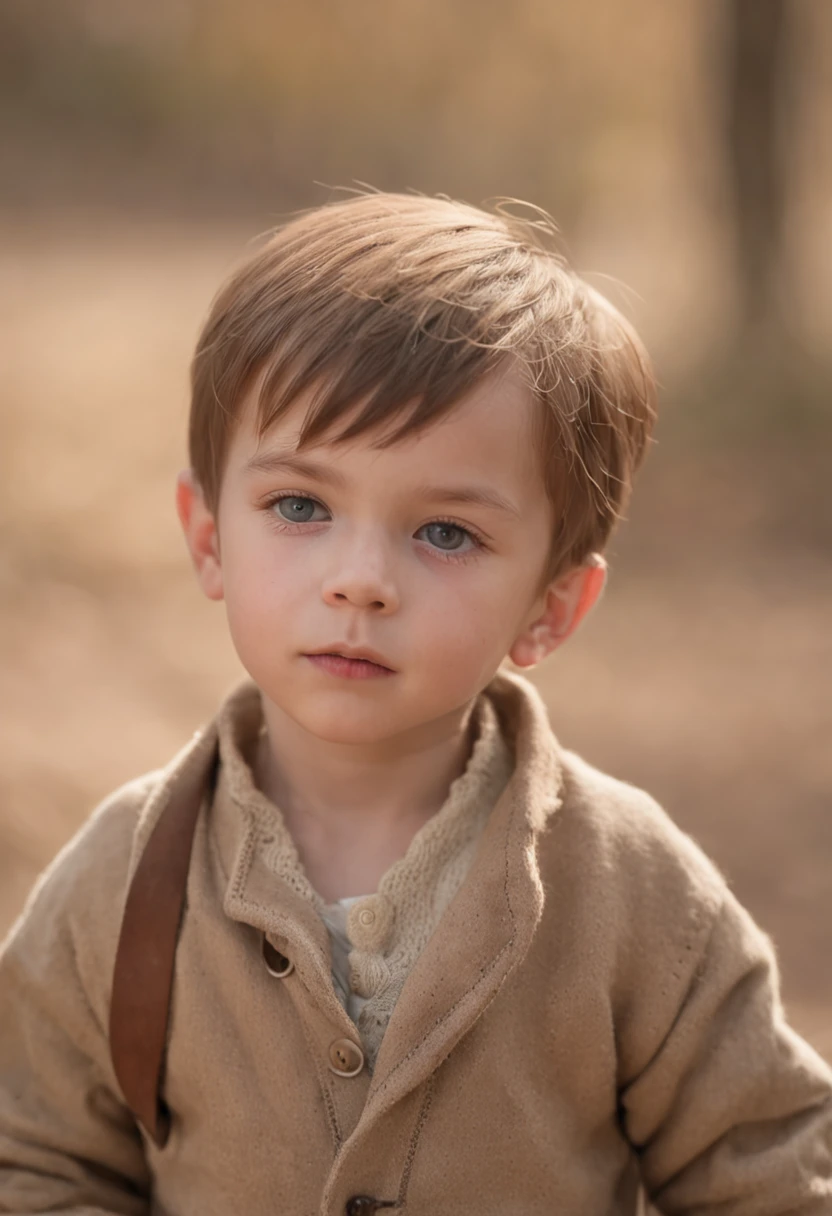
215, 684, 514, 1069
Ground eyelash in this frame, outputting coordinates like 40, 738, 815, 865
261, 492, 489, 563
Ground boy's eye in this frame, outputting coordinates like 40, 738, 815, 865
418, 521, 468, 551
272, 495, 327, 523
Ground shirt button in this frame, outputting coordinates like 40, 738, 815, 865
346, 894, 395, 952
261, 934, 294, 978
328, 1037, 365, 1077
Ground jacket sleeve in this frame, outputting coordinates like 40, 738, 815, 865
0, 783, 155, 1214
620, 886, 832, 1214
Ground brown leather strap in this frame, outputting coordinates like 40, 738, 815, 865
109, 732, 219, 1147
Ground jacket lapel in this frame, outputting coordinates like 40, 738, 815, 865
362, 671, 563, 1122
213, 753, 356, 1034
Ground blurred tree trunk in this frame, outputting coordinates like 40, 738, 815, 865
724, 0, 793, 339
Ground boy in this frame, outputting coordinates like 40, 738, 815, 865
1, 192, 830, 1215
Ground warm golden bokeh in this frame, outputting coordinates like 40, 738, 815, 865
1, 0, 830, 1084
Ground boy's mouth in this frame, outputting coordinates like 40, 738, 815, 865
304, 645, 396, 676
304, 651, 396, 679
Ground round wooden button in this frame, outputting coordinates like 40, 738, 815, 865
328, 1037, 365, 1077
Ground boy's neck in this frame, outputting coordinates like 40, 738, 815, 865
252, 696, 479, 901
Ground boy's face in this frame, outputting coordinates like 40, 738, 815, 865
178, 364, 604, 746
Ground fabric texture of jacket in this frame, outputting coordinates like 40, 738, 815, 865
1, 668, 831, 1215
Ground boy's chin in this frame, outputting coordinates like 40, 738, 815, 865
283, 705, 405, 746
258, 684, 406, 745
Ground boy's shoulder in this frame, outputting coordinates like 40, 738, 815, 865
2, 716, 221, 982
556, 744, 719, 863
541, 740, 730, 938
7, 714, 222, 940
13, 768, 162, 925
2, 767, 164, 968
0, 751, 197, 1039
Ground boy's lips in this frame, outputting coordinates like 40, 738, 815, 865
304, 645, 396, 672
304, 652, 396, 680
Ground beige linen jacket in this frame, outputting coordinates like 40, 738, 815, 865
1, 669, 832, 1216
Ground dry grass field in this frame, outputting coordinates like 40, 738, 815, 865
1, 211, 830, 1070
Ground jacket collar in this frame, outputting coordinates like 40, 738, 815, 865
180, 669, 563, 1118
363, 669, 562, 1118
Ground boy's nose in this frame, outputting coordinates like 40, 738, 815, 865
320, 558, 400, 613
324, 581, 396, 611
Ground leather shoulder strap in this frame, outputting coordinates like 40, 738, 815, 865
109, 732, 219, 1147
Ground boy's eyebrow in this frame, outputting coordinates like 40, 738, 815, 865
245, 451, 522, 517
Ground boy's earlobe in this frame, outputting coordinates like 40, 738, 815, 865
508, 555, 607, 668
175, 469, 224, 602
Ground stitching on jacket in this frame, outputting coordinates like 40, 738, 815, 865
297, 1010, 343, 1151
369, 769, 563, 1103
206, 809, 230, 885
231, 808, 258, 901
232, 823, 517, 1108
396, 1075, 435, 1205
369, 792, 521, 1101
231, 813, 345, 1151
223, 809, 344, 1150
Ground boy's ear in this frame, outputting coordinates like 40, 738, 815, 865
508, 554, 607, 669
175, 469, 224, 602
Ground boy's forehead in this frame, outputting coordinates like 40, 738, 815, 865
233, 365, 543, 494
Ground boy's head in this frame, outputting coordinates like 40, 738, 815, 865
177, 192, 656, 744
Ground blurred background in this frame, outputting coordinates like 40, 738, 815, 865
1, 0, 830, 1064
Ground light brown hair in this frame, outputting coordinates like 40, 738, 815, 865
190, 192, 656, 585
